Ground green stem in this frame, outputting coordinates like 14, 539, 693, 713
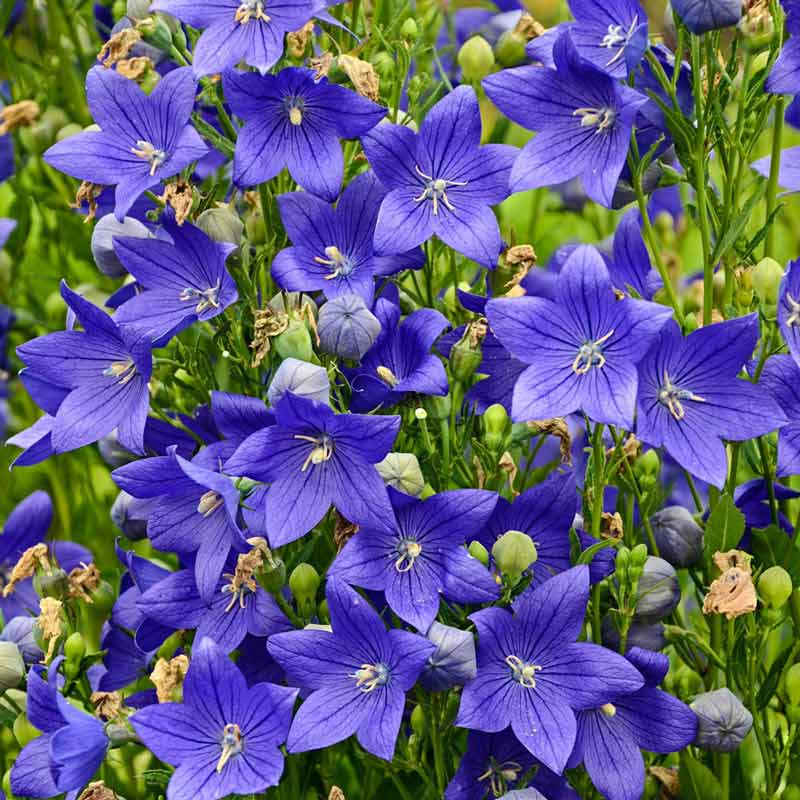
757, 436, 779, 526
590, 423, 605, 539
765, 96, 786, 259
719, 752, 730, 800
430, 696, 447, 794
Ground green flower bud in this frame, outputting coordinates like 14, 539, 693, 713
274, 319, 314, 362
483, 403, 510, 452
317, 598, 330, 625
55, 123, 84, 143
138, 13, 174, 50
195, 206, 244, 245
289, 563, 320, 616
634, 448, 660, 479
13, 712, 39, 747
91, 580, 117, 614
443, 692, 461, 726
407, 731, 421, 762
450, 333, 483, 382
785, 663, 800, 706
683, 312, 700, 333
494, 31, 527, 67
33, 568, 69, 599
630, 543, 648, 570
468, 540, 490, 567
376, 452, 425, 496
410, 704, 427, 736
0, 642, 25, 690
400, 17, 419, 40
64, 632, 86, 666
492, 530, 538, 579
752, 257, 784, 306
245, 208, 266, 245
758, 566, 793, 609
260, 555, 286, 594
615, 546, 630, 578
458, 35, 495, 82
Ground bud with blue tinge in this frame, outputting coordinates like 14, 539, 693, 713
195, 206, 244, 245
602, 615, 667, 652
91, 214, 152, 278
650, 506, 704, 567
111, 491, 149, 541
691, 688, 753, 751
267, 358, 330, 407
419, 621, 477, 692
318, 294, 381, 360
633, 557, 680, 620
376, 453, 425, 496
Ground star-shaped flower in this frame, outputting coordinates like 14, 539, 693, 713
362, 85, 517, 267
44, 67, 208, 220
486, 245, 672, 429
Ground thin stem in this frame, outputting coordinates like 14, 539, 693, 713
757, 436, 779, 526
765, 96, 785, 259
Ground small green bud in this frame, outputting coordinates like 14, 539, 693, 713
615, 546, 630, 577
483, 403, 510, 452
195, 206, 244, 245
407, 731, 421, 762
630, 544, 648, 570
13, 713, 40, 747
457, 35, 495, 82
289, 563, 320, 617
492, 530, 538, 579
758, 566, 793, 609
400, 17, 419, 40
443, 692, 460, 725
317, 598, 330, 625
468, 540, 490, 567
64, 632, 86, 666
260, 555, 287, 594
683, 312, 700, 333
245, 208, 266, 244
0, 642, 25, 690
494, 31, 527, 67
410, 704, 427, 736
785, 663, 800, 706
752, 257, 784, 306
33, 568, 69, 599
634, 448, 660, 479
450, 333, 483, 382
274, 320, 314, 362
90, 580, 116, 614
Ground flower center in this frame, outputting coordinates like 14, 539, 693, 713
505, 654, 542, 688
216, 723, 243, 772
283, 97, 304, 125
131, 140, 167, 176
351, 662, 390, 692
573, 107, 618, 133
197, 490, 224, 517
315, 245, 355, 280
786, 292, 800, 327
571, 329, 614, 374
376, 365, 399, 387
657, 370, 707, 421
234, 0, 269, 24
294, 434, 334, 471
413, 164, 468, 216
478, 758, 523, 798
599, 16, 639, 67
103, 359, 136, 385
180, 281, 221, 314
601, 702, 617, 717
394, 538, 422, 572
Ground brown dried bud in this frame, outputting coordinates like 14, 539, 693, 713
338, 54, 380, 101
38, 597, 63, 662
328, 788, 346, 800
473, 453, 486, 489
600, 511, 624, 540
0, 100, 40, 135
287, 21, 314, 58
650, 766, 680, 798
160, 180, 194, 225
78, 781, 120, 800
498, 451, 518, 494
528, 418, 572, 465
334, 512, 359, 552
97, 28, 142, 68
71, 181, 105, 223
150, 654, 190, 703
606, 433, 641, 466
115, 56, 153, 81
250, 307, 290, 367
3, 543, 50, 597
222, 545, 269, 611
67, 563, 102, 602
513, 13, 546, 40
505, 244, 537, 267
91, 690, 125, 721
703, 550, 757, 620
310, 52, 334, 80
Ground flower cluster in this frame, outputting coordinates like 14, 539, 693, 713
2, 0, 800, 799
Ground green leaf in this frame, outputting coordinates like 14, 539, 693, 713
577, 538, 617, 566
709, 183, 767, 264
756, 642, 796, 710
751, 525, 800, 583
679, 752, 722, 800
704, 494, 746, 561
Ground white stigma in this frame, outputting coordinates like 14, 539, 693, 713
131, 140, 167, 176
413, 164, 468, 216
293, 434, 334, 471
505, 654, 542, 688
573, 106, 618, 133
180, 281, 221, 314
658, 370, 707, 421
571, 329, 614, 375
103, 359, 136, 385
234, 0, 269, 24
216, 723, 243, 772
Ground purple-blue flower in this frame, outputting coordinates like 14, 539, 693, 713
330, 488, 499, 631
778, 258, 800, 367
636, 315, 787, 488
113, 212, 238, 344
267, 579, 435, 760
152, 0, 323, 76
224, 68, 386, 200
757, 354, 800, 477
486, 245, 672, 429
44, 67, 208, 220
15, 282, 153, 456
569, 648, 697, 800
272, 170, 424, 304
483, 32, 648, 208
131, 637, 297, 800
671, 0, 742, 34
226, 392, 400, 546
343, 298, 449, 412
455, 566, 644, 773
362, 85, 516, 267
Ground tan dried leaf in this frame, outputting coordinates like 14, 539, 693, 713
160, 180, 194, 225
334, 512, 359, 552
528, 418, 572, 465
3, 543, 50, 597
513, 13, 546, 40
600, 511, 624, 540
0, 100, 39, 135
71, 181, 105, 222
38, 597, 63, 662
150, 654, 190, 703
703, 550, 757, 620
91, 691, 125, 721
287, 21, 314, 58
310, 52, 334, 80
68, 562, 102, 602
116, 56, 153, 81
97, 28, 142, 68
338, 54, 380, 101
78, 781, 119, 800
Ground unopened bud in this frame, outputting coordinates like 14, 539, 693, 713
400, 17, 419, 40
289, 563, 320, 615
758, 566, 793, 609
752, 257, 784, 306
494, 30, 527, 67
468, 540, 490, 567
450, 330, 483, 381
420, 621, 477, 692
64, 632, 86, 666
492, 530, 538, 580
691, 688, 753, 752
483, 403, 510, 452
195, 206, 244, 245
376, 453, 425, 496
458, 36, 495, 82
0, 642, 24, 690
649, 506, 704, 568
634, 557, 680, 620
274, 319, 314, 362
137, 14, 173, 50
410, 704, 427, 736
